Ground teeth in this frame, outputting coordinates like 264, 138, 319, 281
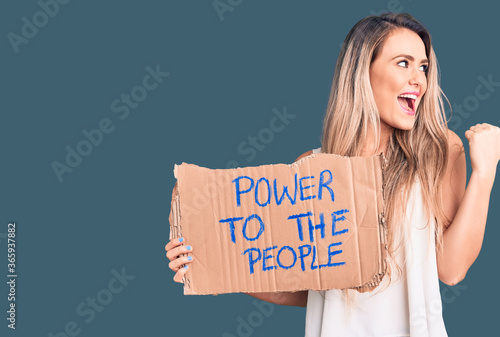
398, 94, 417, 99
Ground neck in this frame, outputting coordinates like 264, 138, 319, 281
359, 124, 393, 157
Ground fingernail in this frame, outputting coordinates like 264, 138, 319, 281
178, 237, 184, 243
184, 265, 189, 269
186, 245, 192, 250
187, 256, 193, 261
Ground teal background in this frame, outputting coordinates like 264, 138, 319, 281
1, 0, 499, 336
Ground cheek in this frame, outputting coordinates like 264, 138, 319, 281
371, 77, 390, 102
418, 82, 428, 105
379, 75, 401, 101
380, 82, 399, 107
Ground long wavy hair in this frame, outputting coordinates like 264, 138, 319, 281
321, 12, 450, 304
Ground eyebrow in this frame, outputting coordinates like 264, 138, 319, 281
392, 54, 429, 63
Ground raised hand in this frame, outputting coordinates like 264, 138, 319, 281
465, 123, 500, 182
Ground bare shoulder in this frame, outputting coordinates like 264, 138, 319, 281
447, 129, 464, 151
445, 129, 466, 172
294, 150, 313, 162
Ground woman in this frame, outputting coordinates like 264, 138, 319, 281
165, 12, 500, 336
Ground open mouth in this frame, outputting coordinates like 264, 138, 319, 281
397, 94, 417, 115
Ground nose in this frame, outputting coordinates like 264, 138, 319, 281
409, 68, 425, 88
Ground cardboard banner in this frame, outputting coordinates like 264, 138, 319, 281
169, 153, 387, 295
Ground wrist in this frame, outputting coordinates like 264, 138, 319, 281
470, 169, 496, 188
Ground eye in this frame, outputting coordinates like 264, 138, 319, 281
419, 64, 429, 73
397, 59, 428, 74
397, 60, 409, 68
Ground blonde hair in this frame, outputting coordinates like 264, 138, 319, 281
321, 13, 450, 303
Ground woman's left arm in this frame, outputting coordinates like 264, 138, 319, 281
437, 125, 500, 285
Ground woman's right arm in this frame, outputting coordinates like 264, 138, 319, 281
165, 237, 193, 283
165, 150, 314, 307
243, 150, 314, 307
245, 291, 308, 307
164, 238, 309, 307
246, 151, 312, 307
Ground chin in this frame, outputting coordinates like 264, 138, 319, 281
395, 119, 416, 131
396, 125, 415, 131
385, 116, 416, 132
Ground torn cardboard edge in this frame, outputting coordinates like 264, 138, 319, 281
169, 152, 388, 295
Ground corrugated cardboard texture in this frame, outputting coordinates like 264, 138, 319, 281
169, 153, 387, 295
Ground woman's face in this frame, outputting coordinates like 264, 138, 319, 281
369, 28, 428, 133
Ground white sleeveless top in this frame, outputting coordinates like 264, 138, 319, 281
305, 147, 448, 337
